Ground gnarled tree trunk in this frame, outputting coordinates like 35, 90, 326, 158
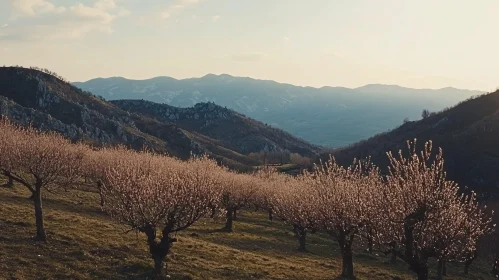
142, 225, 176, 280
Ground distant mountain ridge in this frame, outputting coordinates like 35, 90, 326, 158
0, 67, 320, 171
73, 74, 484, 147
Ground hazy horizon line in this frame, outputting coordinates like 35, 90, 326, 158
73, 72, 487, 93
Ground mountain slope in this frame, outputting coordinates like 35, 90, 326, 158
111, 100, 318, 156
330, 90, 499, 195
0, 68, 198, 159
0, 67, 319, 170
73, 75, 483, 147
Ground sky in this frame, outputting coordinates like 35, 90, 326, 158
0, 0, 498, 91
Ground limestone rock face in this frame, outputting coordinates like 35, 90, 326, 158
0, 67, 194, 159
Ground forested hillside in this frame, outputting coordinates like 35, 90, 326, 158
331, 89, 499, 195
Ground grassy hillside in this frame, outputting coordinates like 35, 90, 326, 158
0, 183, 494, 280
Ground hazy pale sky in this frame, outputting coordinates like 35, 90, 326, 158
1, 0, 498, 90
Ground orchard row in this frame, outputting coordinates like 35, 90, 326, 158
0, 119, 495, 280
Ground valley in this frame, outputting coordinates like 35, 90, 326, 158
73, 75, 483, 147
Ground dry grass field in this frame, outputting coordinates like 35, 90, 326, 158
0, 184, 495, 280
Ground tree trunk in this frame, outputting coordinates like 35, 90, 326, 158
404, 206, 428, 280
365, 228, 374, 254
153, 255, 166, 280
96, 181, 104, 207
338, 234, 355, 279
390, 249, 397, 264
2, 176, 13, 188
268, 209, 273, 222
293, 225, 307, 252
142, 225, 175, 280
464, 262, 470, 275
32, 184, 46, 242
417, 266, 429, 280
437, 259, 444, 280
210, 206, 216, 218
464, 250, 476, 275
233, 209, 237, 220
223, 207, 233, 232
367, 237, 373, 254
340, 245, 354, 278
385, 242, 397, 264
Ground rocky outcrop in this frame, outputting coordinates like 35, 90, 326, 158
112, 100, 321, 156
0, 96, 82, 140
0, 67, 192, 158
0, 95, 150, 148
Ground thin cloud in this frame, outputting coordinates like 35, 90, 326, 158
283, 36, 290, 42
212, 15, 220, 22
3, 0, 131, 41
10, 0, 66, 17
160, 0, 204, 21
70, 3, 115, 24
93, 0, 116, 11
1, 24, 8, 28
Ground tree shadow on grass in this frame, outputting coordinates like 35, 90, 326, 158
120, 263, 194, 280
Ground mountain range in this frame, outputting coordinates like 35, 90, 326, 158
0, 67, 320, 171
73, 74, 484, 147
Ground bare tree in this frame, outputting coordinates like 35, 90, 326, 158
421, 109, 431, 119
